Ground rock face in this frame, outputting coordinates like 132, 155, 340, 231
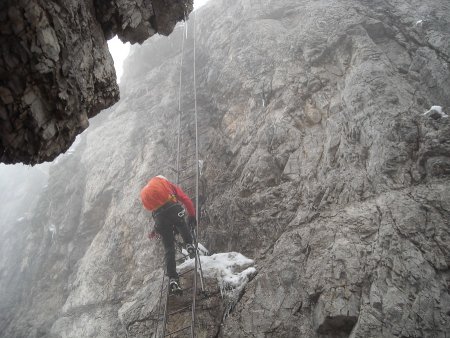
0, 0, 192, 165
1, 0, 450, 337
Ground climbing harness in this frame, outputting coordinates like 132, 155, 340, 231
153, 11, 208, 338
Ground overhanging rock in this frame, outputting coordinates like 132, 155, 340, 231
0, 0, 193, 165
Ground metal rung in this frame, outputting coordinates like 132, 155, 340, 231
178, 114, 204, 121
181, 151, 197, 157
179, 171, 196, 177
183, 185, 195, 191
180, 160, 195, 167
178, 168, 194, 174
180, 150, 198, 155
158, 163, 177, 171
181, 285, 194, 293
177, 161, 192, 167
179, 114, 207, 123
180, 130, 209, 139
185, 189, 195, 196
179, 174, 196, 184
179, 178, 195, 186
180, 267, 195, 276
167, 304, 191, 316
180, 129, 208, 136
179, 162, 197, 171
178, 154, 196, 162
166, 283, 194, 295
179, 172, 196, 179
181, 124, 209, 131
180, 115, 193, 122
180, 112, 195, 119
165, 325, 191, 337
168, 285, 194, 297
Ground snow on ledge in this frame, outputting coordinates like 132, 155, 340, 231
177, 251, 256, 298
424, 105, 448, 119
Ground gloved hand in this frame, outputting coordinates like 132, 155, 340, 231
147, 230, 160, 240
188, 216, 197, 229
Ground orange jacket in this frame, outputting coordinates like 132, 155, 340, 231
140, 176, 196, 217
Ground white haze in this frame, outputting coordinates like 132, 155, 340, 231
0, 163, 49, 231
108, 0, 211, 82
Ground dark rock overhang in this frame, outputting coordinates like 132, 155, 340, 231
0, 0, 193, 165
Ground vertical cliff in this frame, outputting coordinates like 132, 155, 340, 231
0, 0, 449, 337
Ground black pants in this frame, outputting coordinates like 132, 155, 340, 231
154, 203, 193, 279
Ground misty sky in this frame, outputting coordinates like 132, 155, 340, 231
108, 0, 210, 82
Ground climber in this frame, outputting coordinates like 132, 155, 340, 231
140, 175, 197, 294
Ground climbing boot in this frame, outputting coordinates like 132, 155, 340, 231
169, 278, 182, 295
186, 244, 196, 259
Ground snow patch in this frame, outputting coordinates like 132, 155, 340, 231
424, 105, 448, 119
49, 224, 56, 240
178, 251, 255, 289
198, 160, 204, 176
177, 249, 256, 317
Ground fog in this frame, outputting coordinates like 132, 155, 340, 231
0, 163, 49, 232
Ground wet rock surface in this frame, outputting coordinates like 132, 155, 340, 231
0, 0, 192, 165
0, 0, 449, 337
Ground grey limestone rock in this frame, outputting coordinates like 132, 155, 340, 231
0, 0, 449, 337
